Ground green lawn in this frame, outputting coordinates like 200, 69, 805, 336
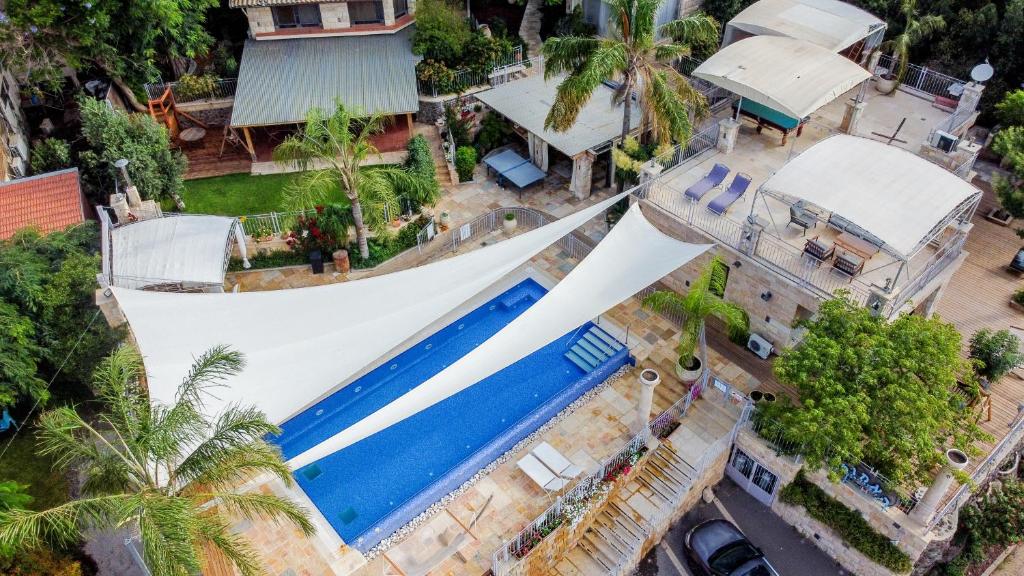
178, 173, 303, 216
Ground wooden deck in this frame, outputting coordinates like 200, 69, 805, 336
934, 177, 1024, 461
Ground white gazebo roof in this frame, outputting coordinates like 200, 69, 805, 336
112, 192, 627, 426
760, 135, 982, 257
692, 36, 872, 120
110, 215, 237, 289
725, 0, 885, 52
474, 73, 640, 157
289, 203, 710, 468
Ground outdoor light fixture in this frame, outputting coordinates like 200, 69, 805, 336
760, 291, 772, 302
113, 158, 134, 189
732, 260, 742, 268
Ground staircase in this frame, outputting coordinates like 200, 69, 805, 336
413, 124, 452, 188
564, 326, 624, 373
554, 443, 700, 576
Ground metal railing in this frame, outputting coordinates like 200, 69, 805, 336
419, 46, 525, 97
236, 210, 315, 239
875, 54, 967, 100
438, 205, 595, 261
490, 55, 543, 88
927, 415, 1024, 531
888, 233, 966, 313
653, 120, 720, 171
144, 78, 237, 103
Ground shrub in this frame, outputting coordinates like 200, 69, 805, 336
411, 0, 472, 62
969, 328, 1024, 380
417, 60, 461, 95
1013, 288, 1024, 306
445, 104, 473, 147
403, 135, 440, 210
994, 176, 1024, 218
229, 249, 306, 271
29, 138, 72, 175
780, 470, 912, 572
475, 112, 512, 154
174, 73, 219, 102
455, 146, 477, 182
554, 6, 597, 38
727, 308, 751, 346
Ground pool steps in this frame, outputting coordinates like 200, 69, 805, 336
564, 326, 625, 373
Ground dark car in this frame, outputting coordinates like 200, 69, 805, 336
684, 519, 780, 576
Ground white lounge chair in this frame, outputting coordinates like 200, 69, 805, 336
533, 441, 584, 479
517, 453, 568, 492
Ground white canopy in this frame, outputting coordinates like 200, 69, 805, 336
724, 0, 885, 52
288, 204, 710, 469
113, 193, 627, 425
111, 215, 237, 289
692, 36, 872, 120
760, 135, 982, 257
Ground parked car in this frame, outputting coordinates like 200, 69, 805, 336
684, 519, 780, 576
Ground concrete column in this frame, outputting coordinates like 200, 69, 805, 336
910, 449, 970, 527
383, 0, 396, 25
841, 100, 867, 135
717, 118, 740, 154
638, 159, 663, 185
570, 152, 594, 200
955, 82, 985, 117
867, 49, 882, 74
738, 216, 763, 256
635, 369, 660, 434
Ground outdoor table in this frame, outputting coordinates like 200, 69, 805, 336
178, 127, 207, 148
834, 231, 880, 260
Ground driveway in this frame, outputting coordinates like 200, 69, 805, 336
635, 478, 847, 576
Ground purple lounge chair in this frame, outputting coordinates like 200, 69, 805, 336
707, 173, 752, 215
684, 163, 730, 201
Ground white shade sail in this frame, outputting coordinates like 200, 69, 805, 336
725, 0, 885, 52
113, 193, 627, 425
288, 204, 711, 469
760, 135, 982, 256
111, 215, 236, 288
692, 36, 872, 120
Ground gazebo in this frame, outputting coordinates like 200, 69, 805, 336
474, 73, 640, 199
722, 0, 886, 58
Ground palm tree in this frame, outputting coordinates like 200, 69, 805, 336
876, 0, 945, 95
273, 101, 431, 259
0, 345, 314, 576
541, 0, 719, 147
642, 256, 747, 380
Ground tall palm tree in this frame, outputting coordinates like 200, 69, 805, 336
877, 0, 945, 95
0, 346, 314, 576
273, 100, 431, 259
541, 0, 719, 146
643, 256, 747, 379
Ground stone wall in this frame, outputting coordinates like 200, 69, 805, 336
244, 7, 275, 35
176, 100, 233, 127
641, 202, 822, 348
321, 2, 351, 30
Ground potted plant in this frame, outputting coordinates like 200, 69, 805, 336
1012, 288, 1024, 313
642, 256, 749, 383
986, 177, 1024, 226
871, 0, 945, 95
503, 211, 518, 233
969, 328, 1024, 381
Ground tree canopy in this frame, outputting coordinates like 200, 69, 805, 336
0, 0, 219, 91
758, 295, 989, 486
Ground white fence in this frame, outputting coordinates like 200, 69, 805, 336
144, 78, 237, 103
875, 54, 967, 99
419, 46, 525, 97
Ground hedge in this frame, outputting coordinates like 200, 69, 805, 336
455, 146, 476, 182
779, 470, 912, 573
404, 135, 440, 209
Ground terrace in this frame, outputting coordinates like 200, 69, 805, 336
647, 83, 978, 319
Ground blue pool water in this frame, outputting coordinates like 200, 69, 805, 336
273, 278, 631, 552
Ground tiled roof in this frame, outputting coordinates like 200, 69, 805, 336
0, 168, 86, 239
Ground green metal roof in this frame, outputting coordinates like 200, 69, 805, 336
230, 31, 420, 127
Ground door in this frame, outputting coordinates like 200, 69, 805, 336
726, 446, 780, 505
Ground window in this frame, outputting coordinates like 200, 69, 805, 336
348, 1, 385, 24
272, 5, 322, 29
393, 0, 408, 17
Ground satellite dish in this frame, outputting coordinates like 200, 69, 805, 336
114, 159, 129, 169
971, 61, 994, 83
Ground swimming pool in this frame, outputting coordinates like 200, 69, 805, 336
273, 278, 632, 552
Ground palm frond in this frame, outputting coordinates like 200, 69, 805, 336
193, 514, 262, 576
174, 405, 286, 490
542, 36, 603, 78
659, 13, 720, 46
206, 492, 315, 536
545, 43, 628, 132
175, 345, 246, 410
642, 69, 697, 144
0, 493, 141, 551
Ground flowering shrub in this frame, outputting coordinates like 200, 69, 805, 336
285, 205, 350, 256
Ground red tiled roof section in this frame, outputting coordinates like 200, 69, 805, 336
0, 168, 86, 240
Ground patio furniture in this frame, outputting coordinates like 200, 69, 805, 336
517, 453, 568, 492
707, 173, 752, 215
827, 214, 885, 248
684, 163, 730, 202
532, 441, 584, 479
732, 99, 806, 146
835, 231, 881, 260
788, 201, 819, 235
832, 250, 865, 279
178, 126, 206, 149
803, 236, 834, 264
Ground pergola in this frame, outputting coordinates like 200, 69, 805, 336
751, 135, 981, 293
229, 30, 420, 159
723, 0, 886, 56
474, 73, 640, 199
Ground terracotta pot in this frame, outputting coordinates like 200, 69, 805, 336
332, 249, 350, 274
675, 356, 702, 383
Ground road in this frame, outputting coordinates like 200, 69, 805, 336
635, 478, 848, 576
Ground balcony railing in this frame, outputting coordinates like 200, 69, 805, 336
418, 45, 525, 97
875, 54, 967, 100
144, 78, 237, 104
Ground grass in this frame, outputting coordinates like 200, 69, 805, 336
0, 429, 68, 511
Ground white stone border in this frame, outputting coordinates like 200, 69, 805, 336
364, 364, 633, 558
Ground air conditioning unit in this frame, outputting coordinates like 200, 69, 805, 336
930, 130, 960, 153
747, 333, 773, 360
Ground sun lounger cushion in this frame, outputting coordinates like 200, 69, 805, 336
532, 442, 584, 478
517, 453, 567, 491
707, 173, 752, 215
684, 163, 729, 201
